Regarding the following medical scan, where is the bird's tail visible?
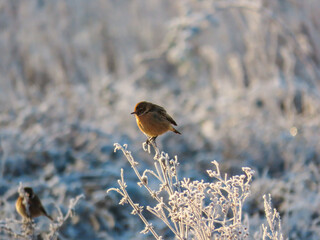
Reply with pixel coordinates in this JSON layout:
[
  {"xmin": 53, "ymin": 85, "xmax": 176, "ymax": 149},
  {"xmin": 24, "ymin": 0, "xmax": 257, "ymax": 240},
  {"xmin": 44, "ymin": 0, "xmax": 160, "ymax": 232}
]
[
  {"xmin": 45, "ymin": 213, "xmax": 53, "ymax": 221},
  {"xmin": 172, "ymin": 127, "xmax": 181, "ymax": 135}
]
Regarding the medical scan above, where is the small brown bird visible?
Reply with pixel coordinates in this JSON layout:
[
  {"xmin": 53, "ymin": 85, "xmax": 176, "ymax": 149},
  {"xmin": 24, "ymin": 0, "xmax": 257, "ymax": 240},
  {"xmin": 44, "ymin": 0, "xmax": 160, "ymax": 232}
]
[
  {"xmin": 131, "ymin": 101, "xmax": 181, "ymax": 144},
  {"xmin": 16, "ymin": 187, "xmax": 53, "ymax": 221}
]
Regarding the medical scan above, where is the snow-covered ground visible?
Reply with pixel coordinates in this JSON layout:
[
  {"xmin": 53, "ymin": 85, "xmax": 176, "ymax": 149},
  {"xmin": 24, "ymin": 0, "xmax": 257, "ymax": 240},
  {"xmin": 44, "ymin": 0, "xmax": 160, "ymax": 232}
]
[{"xmin": 1, "ymin": 0, "xmax": 320, "ymax": 239}]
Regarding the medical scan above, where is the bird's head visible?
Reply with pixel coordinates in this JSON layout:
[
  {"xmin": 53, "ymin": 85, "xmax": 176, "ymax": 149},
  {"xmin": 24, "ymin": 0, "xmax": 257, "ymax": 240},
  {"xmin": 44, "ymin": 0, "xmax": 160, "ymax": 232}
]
[
  {"xmin": 131, "ymin": 101, "xmax": 151, "ymax": 116},
  {"xmin": 23, "ymin": 187, "xmax": 34, "ymax": 198}
]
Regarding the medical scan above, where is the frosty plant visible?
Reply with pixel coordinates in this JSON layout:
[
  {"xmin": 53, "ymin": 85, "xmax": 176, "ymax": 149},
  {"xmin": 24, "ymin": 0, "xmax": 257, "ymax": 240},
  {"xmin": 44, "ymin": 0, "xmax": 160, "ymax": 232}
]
[
  {"xmin": 262, "ymin": 194, "xmax": 284, "ymax": 240},
  {"xmin": 107, "ymin": 143, "xmax": 256, "ymax": 239}
]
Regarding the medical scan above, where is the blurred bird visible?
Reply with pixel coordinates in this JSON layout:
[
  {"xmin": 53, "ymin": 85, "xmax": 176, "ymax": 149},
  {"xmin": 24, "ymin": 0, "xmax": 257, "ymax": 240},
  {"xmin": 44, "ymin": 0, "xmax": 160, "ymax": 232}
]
[
  {"xmin": 16, "ymin": 187, "xmax": 53, "ymax": 221},
  {"xmin": 131, "ymin": 101, "xmax": 181, "ymax": 144}
]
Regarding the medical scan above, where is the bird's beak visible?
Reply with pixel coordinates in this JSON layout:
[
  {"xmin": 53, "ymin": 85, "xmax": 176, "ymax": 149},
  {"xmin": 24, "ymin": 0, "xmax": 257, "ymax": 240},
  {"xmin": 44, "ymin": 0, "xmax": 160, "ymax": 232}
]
[{"xmin": 131, "ymin": 112, "xmax": 136, "ymax": 115}]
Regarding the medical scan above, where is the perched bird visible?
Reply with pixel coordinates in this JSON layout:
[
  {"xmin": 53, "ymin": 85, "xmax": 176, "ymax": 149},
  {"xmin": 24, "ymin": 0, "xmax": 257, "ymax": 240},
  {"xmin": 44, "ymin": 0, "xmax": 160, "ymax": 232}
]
[
  {"xmin": 16, "ymin": 187, "xmax": 53, "ymax": 221},
  {"xmin": 131, "ymin": 101, "xmax": 181, "ymax": 144}
]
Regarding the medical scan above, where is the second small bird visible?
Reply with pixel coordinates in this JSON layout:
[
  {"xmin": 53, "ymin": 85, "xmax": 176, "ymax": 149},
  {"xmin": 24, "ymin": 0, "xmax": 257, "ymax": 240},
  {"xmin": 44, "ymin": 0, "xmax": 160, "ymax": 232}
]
[
  {"xmin": 16, "ymin": 187, "xmax": 53, "ymax": 221},
  {"xmin": 131, "ymin": 101, "xmax": 181, "ymax": 144}
]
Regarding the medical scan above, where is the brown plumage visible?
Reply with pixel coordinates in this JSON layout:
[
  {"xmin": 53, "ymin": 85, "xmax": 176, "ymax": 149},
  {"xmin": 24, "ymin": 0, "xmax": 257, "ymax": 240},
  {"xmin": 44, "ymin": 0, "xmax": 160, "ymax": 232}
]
[
  {"xmin": 16, "ymin": 187, "xmax": 53, "ymax": 221},
  {"xmin": 131, "ymin": 101, "xmax": 181, "ymax": 143}
]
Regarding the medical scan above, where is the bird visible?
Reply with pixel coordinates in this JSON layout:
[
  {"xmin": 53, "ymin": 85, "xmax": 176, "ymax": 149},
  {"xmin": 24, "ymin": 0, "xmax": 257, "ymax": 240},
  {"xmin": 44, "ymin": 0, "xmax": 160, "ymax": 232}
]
[
  {"xmin": 16, "ymin": 187, "xmax": 53, "ymax": 221},
  {"xmin": 131, "ymin": 101, "xmax": 181, "ymax": 144}
]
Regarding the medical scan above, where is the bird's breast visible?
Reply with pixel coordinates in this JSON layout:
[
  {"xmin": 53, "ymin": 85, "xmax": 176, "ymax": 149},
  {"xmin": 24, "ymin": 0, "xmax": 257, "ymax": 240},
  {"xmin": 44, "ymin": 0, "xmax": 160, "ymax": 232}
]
[
  {"xmin": 16, "ymin": 197, "xmax": 27, "ymax": 218},
  {"xmin": 136, "ymin": 112, "xmax": 170, "ymax": 137}
]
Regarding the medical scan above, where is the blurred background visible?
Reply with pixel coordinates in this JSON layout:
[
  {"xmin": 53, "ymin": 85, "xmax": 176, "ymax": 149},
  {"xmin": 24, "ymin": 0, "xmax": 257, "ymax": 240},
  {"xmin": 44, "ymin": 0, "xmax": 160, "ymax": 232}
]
[{"xmin": 1, "ymin": 0, "xmax": 320, "ymax": 239}]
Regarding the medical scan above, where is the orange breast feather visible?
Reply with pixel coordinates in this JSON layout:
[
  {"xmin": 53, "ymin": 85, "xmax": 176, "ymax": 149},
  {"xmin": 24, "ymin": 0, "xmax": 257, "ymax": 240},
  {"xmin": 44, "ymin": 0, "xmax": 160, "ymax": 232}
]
[{"xmin": 137, "ymin": 113, "xmax": 170, "ymax": 137}]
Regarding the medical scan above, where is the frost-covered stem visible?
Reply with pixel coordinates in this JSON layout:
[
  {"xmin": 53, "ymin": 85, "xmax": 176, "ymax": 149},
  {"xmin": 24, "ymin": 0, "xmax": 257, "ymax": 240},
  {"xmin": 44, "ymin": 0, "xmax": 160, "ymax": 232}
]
[
  {"xmin": 45, "ymin": 194, "xmax": 84, "ymax": 240},
  {"xmin": 262, "ymin": 194, "xmax": 284, "ymax": 240},
  {"xmin": 117, "ymin": 169, "xmax": 161, "ymax": 240},
  {"xmin": 172, "ymin": 156, "xmax": 181, "ymax": 192},
  {"xmin": 154, "ymin": 153, "xmax": 183, "ymax": 236},
  {"xmin": 112, "ymin": 144, "xmax": 184, "ymax": 239},
  {"xmin": 154, "ymin": 161, "xmax": 164, "ymax": 184},
  {"xmin": 150, "ymin": 140, "xmax": 160, "ymax": 159},
  {"xmin": 157, "ymin": 156, "xmax": 174, "ymax": 195},
  {"xmin": 191, "ymin": 201, "xmax": 206, "ymax": 240},
  {"xmin": 21, "ymin": 219, "xmax": 36, "ymax": 240},
  {"xmin": 237, "ymin": 201, "xmax": 242, "ymax": 224},
  {"xmin": 146, "ymin": 206, "xmax": 182, "ymax": 239},
  {"xmin": 113, "ymin": 144, "xmax": 171, "ymax": 212}
]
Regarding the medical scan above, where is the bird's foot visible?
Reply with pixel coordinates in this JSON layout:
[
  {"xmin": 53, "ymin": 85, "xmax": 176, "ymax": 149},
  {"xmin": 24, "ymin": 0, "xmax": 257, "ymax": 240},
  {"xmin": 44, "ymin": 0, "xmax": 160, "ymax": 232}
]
[{"xmin": 146, "ymin": 136, "xmax": 157, "ymax": 145}]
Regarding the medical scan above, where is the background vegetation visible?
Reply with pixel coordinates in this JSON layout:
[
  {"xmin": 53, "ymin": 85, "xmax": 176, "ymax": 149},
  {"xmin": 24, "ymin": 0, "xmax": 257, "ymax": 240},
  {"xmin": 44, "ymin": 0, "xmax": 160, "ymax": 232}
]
[{"xmin": 1, "ymin": 0, "xmax": 320, "ymax": 239}]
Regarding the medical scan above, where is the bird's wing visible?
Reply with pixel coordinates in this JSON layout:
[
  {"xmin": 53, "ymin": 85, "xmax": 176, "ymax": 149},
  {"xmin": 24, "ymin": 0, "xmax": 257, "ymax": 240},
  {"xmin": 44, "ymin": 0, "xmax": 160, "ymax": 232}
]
[
  {"xmin": 151, "ymin": 103, "xmax": 178, "ymax": 126},
  {"xmin": 33, "ymin": 196, "xmax": 48, "ymax": 216},
  {"xmin": 40, "ymin": 204, "xmax": 53, "ymax": 220},
  {"xmin": 165, "ymin": 114, "xmax": 177, "ymax": 126}
]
